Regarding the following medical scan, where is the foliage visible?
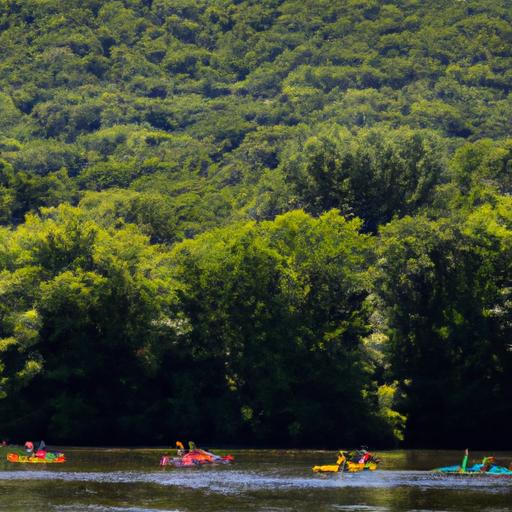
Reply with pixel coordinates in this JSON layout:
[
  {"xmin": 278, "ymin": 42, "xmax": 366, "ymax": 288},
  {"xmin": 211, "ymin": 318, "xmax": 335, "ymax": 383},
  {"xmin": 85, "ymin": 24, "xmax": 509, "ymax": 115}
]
[
  {"xmin": 374, "ymin": 201, "xmax": 512, "ymax": 447},
  {"xmin": 280, "ymin": 126, "xmax": 447, "ymax": 231},
  {"xmin": 0, "ymin": 0, "xmax": 511, "ymax": 447},
  {"xmin": 0, "ymin": 205, "xmax": 177, "ymax": 442},
  {"xmin": 166, "ymin": 210, "xmax": 400, "ymax": 445}
]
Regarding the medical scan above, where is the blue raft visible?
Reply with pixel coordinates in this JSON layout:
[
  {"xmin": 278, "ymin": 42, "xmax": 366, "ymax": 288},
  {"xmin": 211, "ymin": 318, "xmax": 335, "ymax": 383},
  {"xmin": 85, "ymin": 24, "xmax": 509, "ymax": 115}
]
[
  {"xmin": 435, "ymin": 463, "xmax": 512, "ymax": 475},
  {"xmin": 434, "ymin": 451, "xmax": 512, "ymax": 477}
]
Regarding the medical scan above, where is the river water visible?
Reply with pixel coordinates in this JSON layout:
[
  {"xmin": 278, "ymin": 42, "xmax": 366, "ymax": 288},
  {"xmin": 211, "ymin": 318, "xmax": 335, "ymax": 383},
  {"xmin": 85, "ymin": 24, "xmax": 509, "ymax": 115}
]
[{"xmin": 0, "ymin": 449, "xmax": 511, "ymax": 511}]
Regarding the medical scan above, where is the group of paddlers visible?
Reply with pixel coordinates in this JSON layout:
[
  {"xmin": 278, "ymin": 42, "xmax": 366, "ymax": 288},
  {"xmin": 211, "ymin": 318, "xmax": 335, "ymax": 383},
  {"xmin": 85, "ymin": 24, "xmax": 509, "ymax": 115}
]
[
  {"xmin": 313, "ymin": 447, "xmax": 512, "ymax": 475},
  {"xmin": 1, "ymin": 440, "xmax": 48, "ymax": 456},
  {"xmin": 2, "ymin": 439, "xmax": 511, "ymax": 475},
  {"xmin": 24, "ymin": 440, "xmax": 47, "ymax": 456}
]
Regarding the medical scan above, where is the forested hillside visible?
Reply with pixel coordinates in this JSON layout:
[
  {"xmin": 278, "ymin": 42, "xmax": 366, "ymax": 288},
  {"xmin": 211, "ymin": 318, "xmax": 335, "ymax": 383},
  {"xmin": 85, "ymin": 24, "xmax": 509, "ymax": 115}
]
[{"xmin": 0, "ymin": 0, "xmax": 511, "ymax": 448}]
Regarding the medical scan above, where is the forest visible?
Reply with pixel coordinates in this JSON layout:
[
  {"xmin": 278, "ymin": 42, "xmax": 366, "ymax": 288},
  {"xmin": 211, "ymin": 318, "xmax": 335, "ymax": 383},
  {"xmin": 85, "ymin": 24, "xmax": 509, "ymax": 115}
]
[{"xmin": 0, "ymin": 0, "xmax": 511, "ymax": 448}]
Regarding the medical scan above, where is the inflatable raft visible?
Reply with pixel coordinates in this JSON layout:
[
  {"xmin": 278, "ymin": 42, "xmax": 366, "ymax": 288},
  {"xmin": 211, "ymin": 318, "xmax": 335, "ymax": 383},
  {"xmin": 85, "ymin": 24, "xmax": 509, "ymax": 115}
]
[
  {"xmin": 160, "ymin": 448, "xmax": 234, "ymax": 467},
  {"xmin": 434, "ymin": 451, "xmax": 512, "ymax": 477},
  {"xmin": 434, "ymin": 464, "xmax": 512, "ymax": 476}
]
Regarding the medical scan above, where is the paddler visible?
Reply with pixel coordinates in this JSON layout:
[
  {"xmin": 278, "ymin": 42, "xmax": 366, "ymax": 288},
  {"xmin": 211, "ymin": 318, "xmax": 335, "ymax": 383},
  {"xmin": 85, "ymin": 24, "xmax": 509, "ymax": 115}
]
[
  {"xmin": 176, "ymin": 441, "xmax": 185, "ymax": 456},
  {"xmin": 461, "ymin": 448, "xmax": 469, "ymax": 472},
  {"xmin": 481, "ymin": 456, "xmax": 496, "ymax": 472},
  {"xmin": 35, "ymin": 440, "xmax": 47, "ymax": 458}
]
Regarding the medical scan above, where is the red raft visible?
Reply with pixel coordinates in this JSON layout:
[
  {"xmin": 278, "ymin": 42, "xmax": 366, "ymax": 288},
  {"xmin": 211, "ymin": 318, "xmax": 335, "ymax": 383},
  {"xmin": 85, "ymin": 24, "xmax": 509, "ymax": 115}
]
[{"xmin": 160, "ymin": 449, "xmax": 234, "ymax": 467}]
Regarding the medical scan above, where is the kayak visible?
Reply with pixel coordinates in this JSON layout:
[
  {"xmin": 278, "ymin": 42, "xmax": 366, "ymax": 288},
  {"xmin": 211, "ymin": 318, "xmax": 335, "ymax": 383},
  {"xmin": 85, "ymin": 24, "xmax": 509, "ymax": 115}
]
[
  {"xmin": 7, "ymin": 452, "xmax": 66, "ymax": 463},
  {"xmin": 5, "ymin": 447, "xmax": 66, "ymax": 464},
  {"xmin": 313, "ymin": 460, "xmax": 378, "ymax": 473},
  {"xmin": 313, "ymin": 448, "xmax": 380, "ymax": 473},
  {"xmin": 160, "ymin": 449, "xmax": 234, "ymax": 467}
]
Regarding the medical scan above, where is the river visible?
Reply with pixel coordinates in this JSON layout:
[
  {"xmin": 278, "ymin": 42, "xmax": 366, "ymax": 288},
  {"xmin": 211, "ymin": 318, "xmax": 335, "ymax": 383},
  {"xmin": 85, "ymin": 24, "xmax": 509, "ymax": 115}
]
[{"xmin": 1, "ymin": 449, "xmax": 511, "ymax": 511}]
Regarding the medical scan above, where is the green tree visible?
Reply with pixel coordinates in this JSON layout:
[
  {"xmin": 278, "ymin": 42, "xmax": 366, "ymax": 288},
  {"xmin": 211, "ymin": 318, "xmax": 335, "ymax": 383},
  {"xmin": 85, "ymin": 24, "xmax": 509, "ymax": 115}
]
[
  {"xmin": 374, "ymin": 201, "xmax": 512, "ymax": 447},
  {"xmin": 282, "ymin": 126, "xmax": 447, "ymax": 231},
  {"xmin": 169, "ymin": 210, "xmax": 401, "ymax": 445},
  {"xmin": 0, "ymin": 205, "xmax": 177, "ymax": 442}
]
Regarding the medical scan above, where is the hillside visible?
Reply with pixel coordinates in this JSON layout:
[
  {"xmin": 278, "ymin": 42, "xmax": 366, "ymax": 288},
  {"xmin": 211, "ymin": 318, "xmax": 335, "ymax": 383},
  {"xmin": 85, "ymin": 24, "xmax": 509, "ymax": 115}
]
[{"xmin": 0, "ymin": 0, "xmax": 511, "ymax": 447}]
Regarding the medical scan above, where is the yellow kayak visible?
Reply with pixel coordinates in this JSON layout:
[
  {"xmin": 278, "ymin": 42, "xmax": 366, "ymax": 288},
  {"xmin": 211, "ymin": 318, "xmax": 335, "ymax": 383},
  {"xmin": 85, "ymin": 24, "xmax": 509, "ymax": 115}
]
[{"xmin": 313, "ymin": 449, "xmax": 379, "ymax": 473}]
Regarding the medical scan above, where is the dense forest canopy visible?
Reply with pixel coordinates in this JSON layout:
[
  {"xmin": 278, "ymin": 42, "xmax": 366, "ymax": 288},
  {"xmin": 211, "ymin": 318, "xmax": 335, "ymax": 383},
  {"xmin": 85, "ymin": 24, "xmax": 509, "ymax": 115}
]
[{"xmin": 0, "ymin": 0, "xmax": 511, "ymax": 447}]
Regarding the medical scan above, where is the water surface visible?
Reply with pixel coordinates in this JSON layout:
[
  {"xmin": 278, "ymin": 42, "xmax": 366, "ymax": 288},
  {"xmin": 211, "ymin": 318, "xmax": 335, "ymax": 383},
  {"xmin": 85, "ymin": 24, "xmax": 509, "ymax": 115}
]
[{"xmin": 1, "ymin": 449, "xmax": 511, "ymax": 511}]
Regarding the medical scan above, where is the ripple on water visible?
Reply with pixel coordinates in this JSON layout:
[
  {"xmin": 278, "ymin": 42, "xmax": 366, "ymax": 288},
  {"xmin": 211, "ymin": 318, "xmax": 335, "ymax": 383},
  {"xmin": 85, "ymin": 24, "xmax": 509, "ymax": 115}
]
[
  {"xmin": 0, "ymin": 470, "xmax": 510, "ymax": 495},
  {"xmin": 54, "ymin": 507, "xmax": 181, "ymax": 512},
  {"xmin": 332, "ymin": 506, "xmax": 390, "ymax": 511}
]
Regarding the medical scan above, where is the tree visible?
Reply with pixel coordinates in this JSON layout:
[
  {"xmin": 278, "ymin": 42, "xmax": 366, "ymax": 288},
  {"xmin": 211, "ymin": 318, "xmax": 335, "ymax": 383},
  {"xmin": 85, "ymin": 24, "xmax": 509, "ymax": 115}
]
[
  {"xmin": 374, "ymin": 201, "xmax": 512, "ymax": 447},
  {"xmin": 282, "ymin": 126, "xmax": 447, "ymax": 231},
  {"xmin": 0, "ymin": 205, "xmax": 177, "ymax": 442},
  {"xmin": 169, "ymin": 210, "xmax": 402, "ymax": 445}
]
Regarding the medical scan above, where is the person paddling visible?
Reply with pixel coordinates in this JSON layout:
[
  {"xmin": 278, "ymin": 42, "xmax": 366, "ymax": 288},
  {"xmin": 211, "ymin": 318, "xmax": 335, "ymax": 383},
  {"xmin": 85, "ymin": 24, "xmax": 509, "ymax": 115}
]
[
  {"xmin": 461, "ymin": 448, "xmax": 469, "ymax": 472},
  {"xmin": 176, "ymin": 441, "xmax": 185, "ymax": 456}
]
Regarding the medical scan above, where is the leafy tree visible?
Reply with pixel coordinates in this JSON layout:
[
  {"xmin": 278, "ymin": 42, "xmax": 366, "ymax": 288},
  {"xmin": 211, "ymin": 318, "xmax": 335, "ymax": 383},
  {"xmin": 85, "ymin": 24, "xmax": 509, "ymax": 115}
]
[
  {"xmin": 451, "ymin": 138, "xmax": 512, "ymax": 196},
  {"xmin": 0, "ymin": 205, "xmax": 177, "ymax": 442},
  {"xmin": 79, "ymin": 189, "xmax": 179, "ymax": 244},
  {"xmin": 169, "ymin": 210, "xmax": 401, "ymax": 445},
  {"xmin": 282, "ymin": 126, "xmax": 447, "ymax": 231},
  {"xmin": 374, "ymin": 201, "xmax": 512, "ymax": 447}
]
